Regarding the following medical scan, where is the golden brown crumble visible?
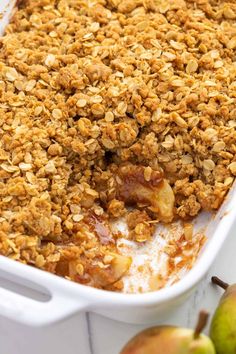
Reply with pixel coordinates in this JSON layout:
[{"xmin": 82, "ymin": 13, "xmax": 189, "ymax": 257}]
[{"xmin": 0, "ymin": 0, "xmax": 235, "ymax": 292}]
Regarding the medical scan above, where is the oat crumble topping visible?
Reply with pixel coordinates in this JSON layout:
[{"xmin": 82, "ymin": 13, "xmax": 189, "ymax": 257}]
[{"xmin": 0, "ymin": 0, "xmax": 235, "ymax": 292}]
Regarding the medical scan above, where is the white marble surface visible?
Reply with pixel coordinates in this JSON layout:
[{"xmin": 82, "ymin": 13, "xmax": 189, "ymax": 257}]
[{"xmin": 0, "ymin": 221, "xmax": 235, "ymax": 354}]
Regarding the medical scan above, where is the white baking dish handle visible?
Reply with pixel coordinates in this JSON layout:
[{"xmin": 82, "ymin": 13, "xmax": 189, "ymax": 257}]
[
  {"xmin": 0, "ymin": 256, "xmax": 89, "ymax": 326},
  {"xmin": 0, "ymin": 286, "xmax": 88, "ymax": 326}
]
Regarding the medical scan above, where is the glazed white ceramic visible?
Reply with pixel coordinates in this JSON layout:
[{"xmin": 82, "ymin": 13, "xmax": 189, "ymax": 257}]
[{"xmin": 0, "ymin": 0, "xmax": 235, "ymax": 327}]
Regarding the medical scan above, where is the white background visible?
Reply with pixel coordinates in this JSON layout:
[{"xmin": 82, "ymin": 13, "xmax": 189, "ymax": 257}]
[{"xmin": 0, "ymin": 221, "xmax": 235, "ymax": 354}]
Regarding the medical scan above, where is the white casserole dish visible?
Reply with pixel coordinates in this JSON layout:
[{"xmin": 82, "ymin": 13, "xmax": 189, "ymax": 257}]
[{"xmin": 0, "ymin": 0, "xmax": 235, "ymax": 327}]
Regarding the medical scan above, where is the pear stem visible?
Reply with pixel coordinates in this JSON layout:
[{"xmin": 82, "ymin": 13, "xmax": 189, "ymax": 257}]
[
  {"xmin": 211, "ymin": 276, "xmax": 229, "ymax": 290},
  {"xmin": 194, "ymin": 310, "xmax": 209, "ymax": 339}
]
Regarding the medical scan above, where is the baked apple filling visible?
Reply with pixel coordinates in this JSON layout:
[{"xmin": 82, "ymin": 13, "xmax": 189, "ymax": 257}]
[{"xmin": 116, "ymin": 164, "xmax": 175, "ymax": 223}]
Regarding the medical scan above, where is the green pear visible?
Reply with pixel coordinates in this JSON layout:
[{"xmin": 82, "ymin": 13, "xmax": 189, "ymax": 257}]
[
  {"xmin": 120, "ymin": 311, "xmax": 215, "ymax": 354},
  {"xmin": 210, "ymin": 276, "xmax": 236, "ymax": 354}
]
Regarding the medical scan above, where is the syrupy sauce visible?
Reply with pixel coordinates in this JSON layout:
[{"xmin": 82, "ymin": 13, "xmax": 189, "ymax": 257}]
[
  {"xmin": 168, "ymin": 234, "xmax": 206, "ymax": 274},
  {"xmin": 118, "ymin": 164, "xmax": 163, "ymax": 189},
  {"xmin": 116, "ymin": 164, "xmax": 164, "ymax": 205},
  {"xmin": 85, "ymin": 213, "xmax": 115, "ymax": 245},
  {"xmin": 15, "ymin": 0, "xmax": 25, "ymax": 7},
  {"xmin": 117, "ymin": 218, "xmax": 207, "ymax": 293}
]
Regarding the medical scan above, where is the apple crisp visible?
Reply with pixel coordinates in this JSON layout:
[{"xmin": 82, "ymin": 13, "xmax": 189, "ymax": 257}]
[{"xmin": 0, "ymin": 0, "xmax": 235, "ymax": 292}]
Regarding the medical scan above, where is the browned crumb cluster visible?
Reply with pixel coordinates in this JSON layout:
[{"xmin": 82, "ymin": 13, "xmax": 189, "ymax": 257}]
[{"xmin": 0, "ymin": 0, "xmax": 235, "ymax": 292}]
